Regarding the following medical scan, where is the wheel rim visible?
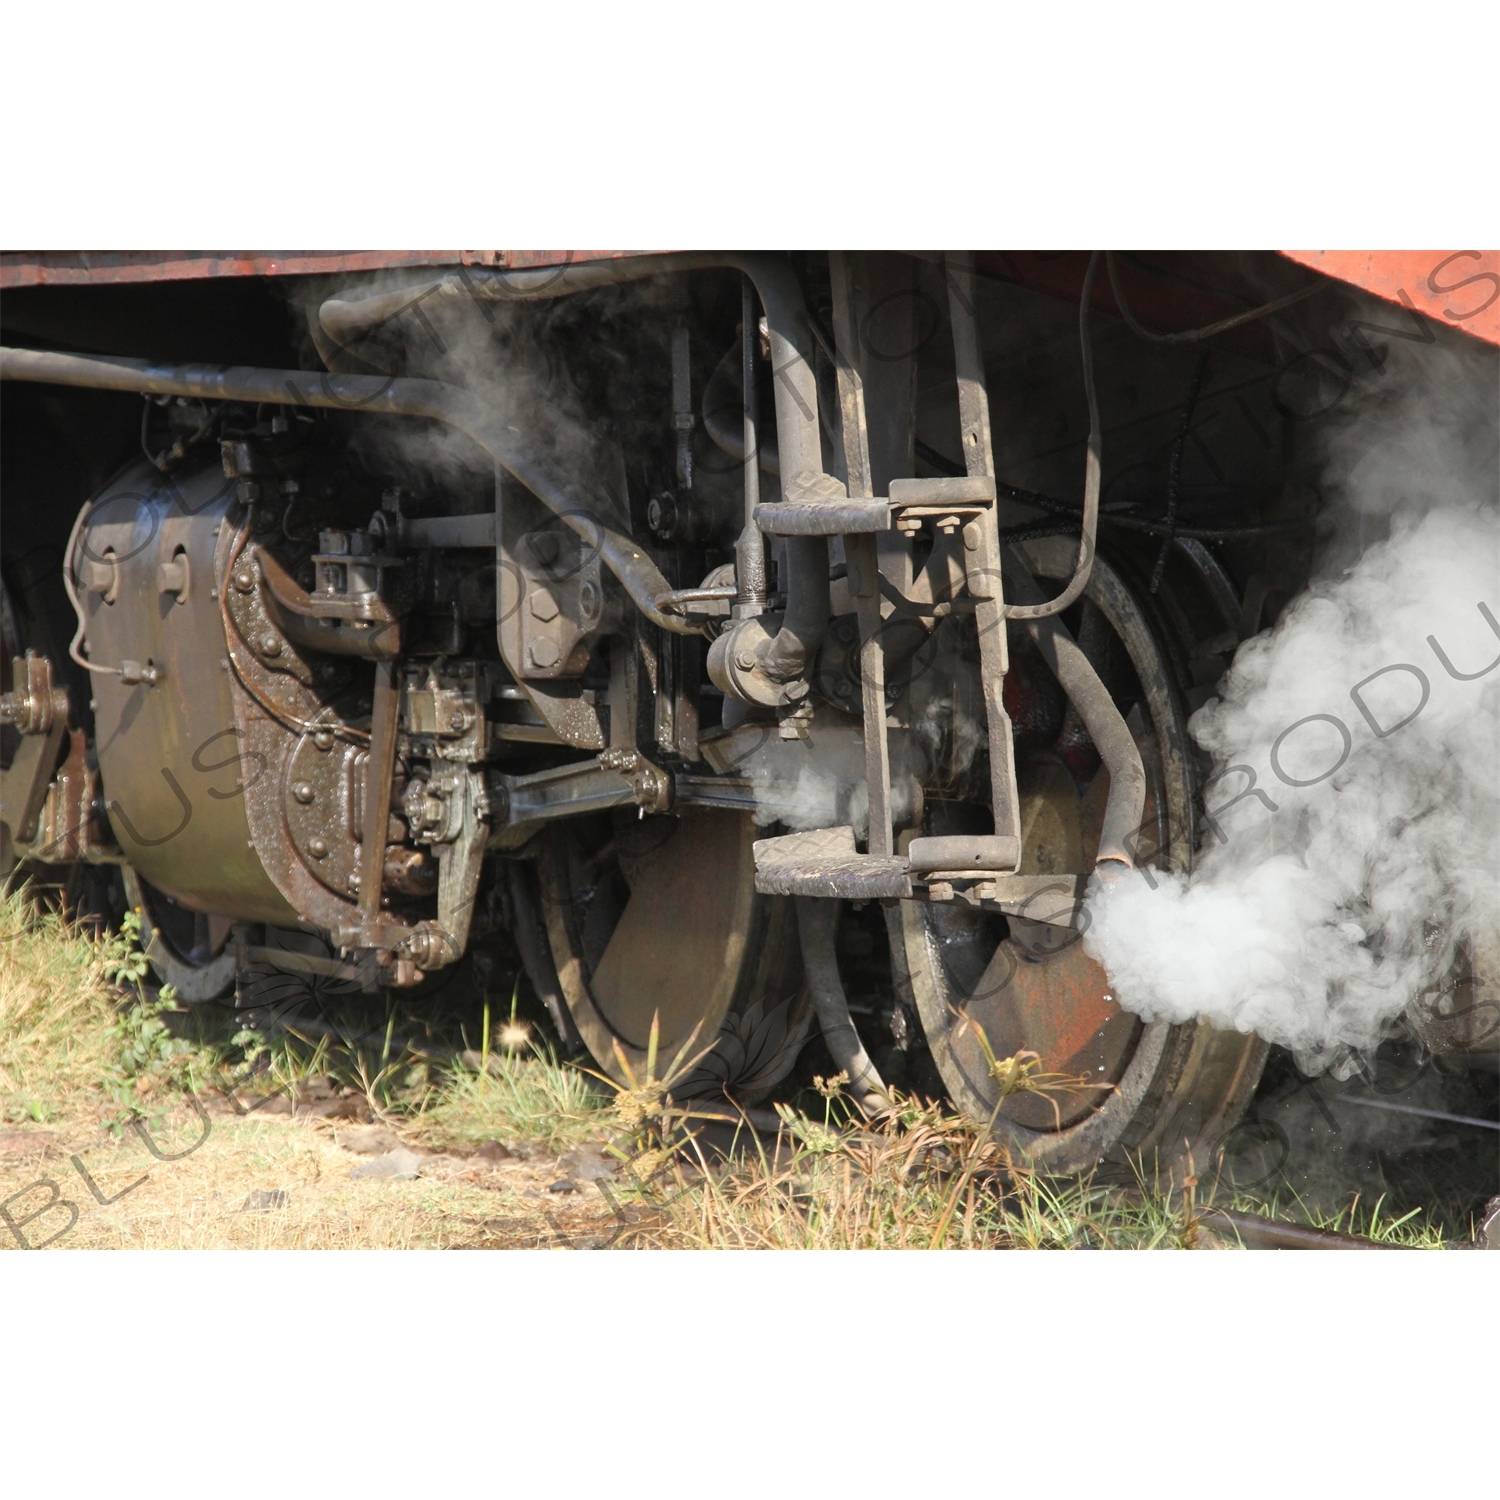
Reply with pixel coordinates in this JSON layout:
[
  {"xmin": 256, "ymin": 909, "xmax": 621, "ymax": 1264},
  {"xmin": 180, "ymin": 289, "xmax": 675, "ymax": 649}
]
[
  {"xmin": 895, "ymin": 538, "xmax": 1267, "ymax": 1173},
  {"xmin": 540, "ymin": 807, "xmax": 808, "ymax": 1099},
  {"xmin": 122, "ymin": 865, "xmax": 237, "ymax": 1003}
]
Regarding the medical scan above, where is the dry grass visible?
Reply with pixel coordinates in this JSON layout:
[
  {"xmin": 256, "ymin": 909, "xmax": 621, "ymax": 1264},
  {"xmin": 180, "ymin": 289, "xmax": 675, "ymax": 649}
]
[
  {"xmin": 588, "ymin": 1117, "xmax": 1450, "ymax": 1251},
  {"xmin": 0, "ymin": 888, "xmax": 1454, "ymax": 1250},
  {"xmin": 412, "ymin": 1043, "xmax": 609, "ymax": 1155},
  {"xmin": 0, "ymin": 882, "xmax": 120, "ymax": 1123}
]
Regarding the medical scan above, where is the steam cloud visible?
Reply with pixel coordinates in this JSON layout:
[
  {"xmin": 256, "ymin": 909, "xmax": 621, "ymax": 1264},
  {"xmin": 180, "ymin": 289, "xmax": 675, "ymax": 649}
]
[{"xmin": 1084, "ymin": 337, "xmax": 1499, "ymax": 1075}]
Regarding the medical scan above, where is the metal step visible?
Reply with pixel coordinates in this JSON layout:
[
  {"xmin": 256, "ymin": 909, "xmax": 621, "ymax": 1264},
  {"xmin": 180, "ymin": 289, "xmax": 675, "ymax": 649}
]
[
  {"xmin": 754, "ymin": 826, "xmax": 1088, "ymax": 925},
  {"xmin": 753, "ymin": 500, "xmax": 891, "ymax": 535},
  {"xmin": 752, "ymin": 826, "xmax": 912, "ymax": 899},
  {"xmin": 754, "ymin": 477, "xmax": 997, "ymax": 537}
]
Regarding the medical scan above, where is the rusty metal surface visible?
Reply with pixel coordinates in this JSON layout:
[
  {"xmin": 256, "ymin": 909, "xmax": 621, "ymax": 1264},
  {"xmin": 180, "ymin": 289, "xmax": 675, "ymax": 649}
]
[
  {"xmin": 542, "ymin": 809, "xmax": 806, "ymax": 1094},
  {"xmin": 915, "ymin": 749, "xmax": 1143, "ymax": 1133},
  {"xmin": 81, "ymin": 466, "xmax": 299, "ymax": 925},
  {"xmin": 1197, "ymin": 1208, "xmax": 1388, "ymax": 1251},
  {"xmin": 22, "ymin": 727, "xmax": 105, "ymax": 864},
  {"xmin": 0, "ymin": 654, "xmax": 68, "ymax": 846},
  {"xmin": 0, "ymin": 250, "xmax": 654, "ymax": 290},
  {"xmin": 898, "ymin": 544, "xmax": 1267, "ymax": 1170},
  {"xmin": 547, "ymin": 810, "xmax": 758, "ymax": 1055}
]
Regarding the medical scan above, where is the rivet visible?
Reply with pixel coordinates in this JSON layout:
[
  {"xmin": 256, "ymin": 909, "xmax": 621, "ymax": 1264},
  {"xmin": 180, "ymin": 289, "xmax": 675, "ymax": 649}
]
[
  {"xmin": 259, "ymin": 633, "xmax": 282, "ymax": 657},
  {"xmin": 308, "ymin": 836, "xmax": 328, "ymax": 858},
  {"xmin": 292, "ymin": 781, "xmax": 314, "ymax": 803},
  {"xmin": 313, "ymin": 730, "xmax": 335, "ymax": 751},
  {"xmin": 233, "ymin": 569, "xmax": 255, "ymax": 592}
]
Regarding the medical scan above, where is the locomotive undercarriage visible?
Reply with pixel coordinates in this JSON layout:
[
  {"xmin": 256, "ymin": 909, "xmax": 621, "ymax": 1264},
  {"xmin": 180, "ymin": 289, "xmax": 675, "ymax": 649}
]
[{"xmin": 4, "ymin": 251, "xmax": 1492, "ymax": 1172}]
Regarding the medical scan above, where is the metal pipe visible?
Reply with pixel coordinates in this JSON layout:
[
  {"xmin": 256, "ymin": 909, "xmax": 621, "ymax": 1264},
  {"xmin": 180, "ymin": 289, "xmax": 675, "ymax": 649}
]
[
  {"xmin": 0, "ymin": 346, "xmax": 701, "ymax": 638},
  {"xmin": 735, "ymin": 278, "xmax": 768, "ymax": 610},
  {"xmin": 1005, "ymin": 251, "xmax": 1103, "ymax": 622},
  {"xmin": 705, "ymin": 339, "xmax": 780, "ymax": 475},
  {"xmin": 315, "ymin": 251, "xmax": 824, "ymax": 484},
  {"xmin": 1195, "ymin": 1208, "xmax": 1388, "ymax": 1250},
  {"xmin": 315, "ymin": 251, "xmax": 832, "ymax": 693},
  {"xmin": 760, "ymin": 537, "xmax": 830, "ymax": 684},
  {"xmin": 704, "ymin": 329, "xmax": 827, "ymax": 688},
  {"xmin": 795, "ymin": 897, "xmax": 888, "ymax": 1114},
  {"xmin": 1004, "ymin": 557, "xmax": 1145, "ymax": 869}
]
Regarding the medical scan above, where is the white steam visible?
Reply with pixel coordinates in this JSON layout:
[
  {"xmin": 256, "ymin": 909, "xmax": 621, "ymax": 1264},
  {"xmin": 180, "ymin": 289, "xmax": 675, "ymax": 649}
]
[
  {"xmin": 1084, "ymin": 339, "xmax": 1499, "ymax": 1074},
  {"xmin": 738, "ymin": 723, "xmax": 915, "ymax": 836}
]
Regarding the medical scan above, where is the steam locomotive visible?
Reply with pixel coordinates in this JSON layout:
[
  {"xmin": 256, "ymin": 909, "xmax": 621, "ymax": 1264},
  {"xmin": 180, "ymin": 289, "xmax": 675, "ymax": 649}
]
[{"xmin": 3, "ymin": 249, "xmax": 1493, "ymax": 1172}]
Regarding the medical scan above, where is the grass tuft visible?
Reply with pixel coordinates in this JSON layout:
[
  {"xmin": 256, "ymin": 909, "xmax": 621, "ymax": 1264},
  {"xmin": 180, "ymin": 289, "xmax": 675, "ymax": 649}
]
[
  {"xmin": 0, "ymin": 882, "xmax": 121, "ymax": 1123},
  {"xmin": 413, "ymin": 1044, "xmax": 609, "ymax": 1154}
]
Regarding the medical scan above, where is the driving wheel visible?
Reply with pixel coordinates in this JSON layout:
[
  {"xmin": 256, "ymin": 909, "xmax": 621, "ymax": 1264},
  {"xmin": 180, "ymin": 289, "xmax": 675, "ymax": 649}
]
[
  {"xmin": 539, "ymin": 806, "xmax": 808, "ymax": 1100},
  {"xmin": 122, "ymin": 864, "xmax": 238, "ymax": 1003},
  {"xmin": 894, "ymin": 537, "xmax": 1268, "ymax": 1174}
]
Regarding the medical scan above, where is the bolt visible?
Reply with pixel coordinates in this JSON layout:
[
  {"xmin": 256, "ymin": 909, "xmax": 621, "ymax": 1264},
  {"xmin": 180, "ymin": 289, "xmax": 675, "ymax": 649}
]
[
  {"xmin": 258, "ymin": 633, "xmax": 282, "ymax": 657},
  {"xmin": 528, "ymin": 587, "xmax": 560, "ymax": 622},
  {"xmin": 292, "ymin": 782, "xmax": 314, "ymax": 803},
  {"xmin": 448, "ymin": 711, "xmax": 467, "ymax": 730},
  {"xmin": 528, "ymin": 638, "xmax": 560, "ymax": 669},
  {"xmin": 735, "ymin": 650, "xmax": 756, "ymax": 671},
  {"xmin": 308, "ymin": 837, "xmax": 328, "ymax": 858}
]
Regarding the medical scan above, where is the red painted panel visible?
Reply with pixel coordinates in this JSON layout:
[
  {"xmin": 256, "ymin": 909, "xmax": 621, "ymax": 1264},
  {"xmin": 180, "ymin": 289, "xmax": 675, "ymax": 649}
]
[{"xmin": 1281, "ymin": 250, "xmax": 1500, "ymax": 346}]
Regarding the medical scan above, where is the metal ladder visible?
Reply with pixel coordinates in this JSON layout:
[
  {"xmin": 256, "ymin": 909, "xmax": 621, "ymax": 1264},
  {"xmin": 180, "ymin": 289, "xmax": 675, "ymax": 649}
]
[{"xmin": 752, "ymin": 252, "xmax": 1039, "ymax": 908}]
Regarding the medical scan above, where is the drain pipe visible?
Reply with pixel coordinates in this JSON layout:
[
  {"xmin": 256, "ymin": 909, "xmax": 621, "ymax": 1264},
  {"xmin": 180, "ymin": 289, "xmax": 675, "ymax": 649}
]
[
  {"xmin": 1003, "ymin": 557, "xmax": 1145, "ymax": 869},
  {"xmin": 796, "ymin": 897, "xmax": 889, "ymax": 1114}
]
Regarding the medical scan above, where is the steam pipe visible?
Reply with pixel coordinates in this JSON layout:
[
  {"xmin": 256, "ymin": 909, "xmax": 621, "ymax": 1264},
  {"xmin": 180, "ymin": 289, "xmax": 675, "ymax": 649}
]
[
  {"xmin": 702, "ymin": 333, "xmax": 827, "ymax": 687},
  {"xmin": 315, "ymin": 251, "xmax": 824, "ymax": 482},
  {"xmin": 315, "ymin": 251, "xmax": 831, "ymax": 689},
  {"xmin": 735, "ymin": 278, "xmax": 768, "ymax": 609},
  {"xmin": 0, "ymin": 345, "xmax": 702, "ymax": 637},
  {"xmin": 756, "ymin": 540, "xmax": 828, "ymax": 684},
  {"xmin": 1004, "ymin": 557, "xmax": 1145, "ymax": 869},
  {"xmin": 795, "ymin": 897, "xmax": 889, "ymax": 1114}
]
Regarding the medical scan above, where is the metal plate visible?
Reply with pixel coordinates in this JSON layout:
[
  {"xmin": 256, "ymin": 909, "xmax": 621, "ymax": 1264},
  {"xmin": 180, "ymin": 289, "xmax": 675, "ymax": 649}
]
[{"xmin": 541, "ymin": 808, "xmax": 808, "ymax": 1099}]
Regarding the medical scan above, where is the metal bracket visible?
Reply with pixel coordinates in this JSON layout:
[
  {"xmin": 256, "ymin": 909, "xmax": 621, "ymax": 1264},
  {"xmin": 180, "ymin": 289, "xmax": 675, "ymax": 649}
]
[{"xmin": 0, "ymin": 653, "xmax": 69, "ymax": 845}]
